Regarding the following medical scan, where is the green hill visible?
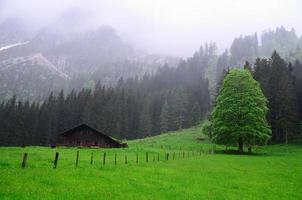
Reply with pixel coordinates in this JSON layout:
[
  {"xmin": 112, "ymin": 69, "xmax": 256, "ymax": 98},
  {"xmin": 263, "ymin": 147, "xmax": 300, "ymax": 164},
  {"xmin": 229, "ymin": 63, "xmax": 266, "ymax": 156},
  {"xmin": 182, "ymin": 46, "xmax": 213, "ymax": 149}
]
[{"xmin": 0, "ymin": 125, "xmax": 302, "ymax": 199}]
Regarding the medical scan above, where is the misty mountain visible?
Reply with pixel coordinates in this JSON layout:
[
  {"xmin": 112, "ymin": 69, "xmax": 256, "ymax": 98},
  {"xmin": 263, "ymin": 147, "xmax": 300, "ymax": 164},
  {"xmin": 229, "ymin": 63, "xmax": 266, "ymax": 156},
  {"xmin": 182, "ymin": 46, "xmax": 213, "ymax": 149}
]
[
  {"xmin": 31, "ymin": 26, "xmax": 135, "ymax": 75},
  {"xmin": 0, "ymin": 18, "xmax": 179, "ymax": 100},
  {"xmin": 0, "ymin": 53, "xmax": 68, "ymax": 101},
  {"xmin": 0, "ymin": 18, "xmax": 136, "ymax": 74},
  {"xmin": 0, "ymin": 18, "xmax": 30, "ymax": 46},
  {"xmin": 0, "ymin": 14, "xmax": 301, "ymax": 102}
]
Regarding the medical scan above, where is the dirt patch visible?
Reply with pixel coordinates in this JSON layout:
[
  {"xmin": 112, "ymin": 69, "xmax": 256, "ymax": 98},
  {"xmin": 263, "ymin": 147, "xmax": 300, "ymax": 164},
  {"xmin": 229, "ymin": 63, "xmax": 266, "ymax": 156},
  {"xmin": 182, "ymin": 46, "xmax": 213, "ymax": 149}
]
[{"xmin": 196, "ymin": 137, "xmax": 206, "ymax": 141}]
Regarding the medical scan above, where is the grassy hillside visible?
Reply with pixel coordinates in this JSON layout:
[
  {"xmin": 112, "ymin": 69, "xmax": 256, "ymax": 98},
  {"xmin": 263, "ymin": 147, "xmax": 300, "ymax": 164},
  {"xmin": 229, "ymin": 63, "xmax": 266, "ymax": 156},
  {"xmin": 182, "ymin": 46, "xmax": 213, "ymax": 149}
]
[{"xmin": 0, "ymin": 125, "xmax": 302, "ymax": 200}]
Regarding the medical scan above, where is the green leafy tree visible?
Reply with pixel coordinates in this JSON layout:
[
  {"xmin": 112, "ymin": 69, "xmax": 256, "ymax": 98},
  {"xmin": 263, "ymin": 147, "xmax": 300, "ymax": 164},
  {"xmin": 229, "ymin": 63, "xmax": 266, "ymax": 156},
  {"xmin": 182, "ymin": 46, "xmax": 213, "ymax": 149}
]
[
  {"xmin": 212, "ymin": 69, "xmax": 271, "ymax": 153},
  {"xmin": 202, "ymin": 120, "xmax": 213, "ymax": 138}
]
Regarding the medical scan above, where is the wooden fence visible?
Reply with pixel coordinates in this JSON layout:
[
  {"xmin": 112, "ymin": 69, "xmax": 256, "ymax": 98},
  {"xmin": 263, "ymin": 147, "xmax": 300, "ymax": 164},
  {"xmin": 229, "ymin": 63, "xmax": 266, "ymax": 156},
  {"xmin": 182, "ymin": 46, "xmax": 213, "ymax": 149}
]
[{"xmin": 20, "ymin": 146, "xmax": 216, "ymax": 169}]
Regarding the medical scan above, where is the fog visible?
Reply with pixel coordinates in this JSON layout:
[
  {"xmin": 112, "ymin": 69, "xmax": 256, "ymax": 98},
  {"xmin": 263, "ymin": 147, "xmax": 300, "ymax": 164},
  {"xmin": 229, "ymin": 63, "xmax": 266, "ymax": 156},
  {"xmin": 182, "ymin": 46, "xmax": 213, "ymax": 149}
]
[{"xmin": 0, "ymin": 0, "xmax": 301, "ymax": 57}]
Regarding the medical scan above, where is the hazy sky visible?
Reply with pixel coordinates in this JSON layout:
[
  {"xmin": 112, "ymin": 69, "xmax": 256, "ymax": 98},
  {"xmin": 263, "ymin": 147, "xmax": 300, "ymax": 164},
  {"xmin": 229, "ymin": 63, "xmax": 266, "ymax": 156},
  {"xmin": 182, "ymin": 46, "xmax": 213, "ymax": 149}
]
[{"xmin": 1, "ymin": 0, "xmax": 301, "ymax": 57}]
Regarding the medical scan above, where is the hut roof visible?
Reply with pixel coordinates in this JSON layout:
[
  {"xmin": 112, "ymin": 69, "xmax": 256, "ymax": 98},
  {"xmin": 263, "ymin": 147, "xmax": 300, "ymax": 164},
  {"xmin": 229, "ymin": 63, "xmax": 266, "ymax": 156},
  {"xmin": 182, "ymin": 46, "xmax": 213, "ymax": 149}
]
[{"xmin": 61, "ymin": 123, "xmax": 123, "ymax": 145}]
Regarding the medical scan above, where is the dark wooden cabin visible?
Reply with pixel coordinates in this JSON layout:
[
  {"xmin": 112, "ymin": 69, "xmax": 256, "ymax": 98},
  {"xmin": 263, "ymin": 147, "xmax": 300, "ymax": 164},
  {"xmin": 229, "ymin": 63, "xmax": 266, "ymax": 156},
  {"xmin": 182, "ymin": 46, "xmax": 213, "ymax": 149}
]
[{"xmin": 61, "ymin": 124, "xmax": 127, "ymax": 148}]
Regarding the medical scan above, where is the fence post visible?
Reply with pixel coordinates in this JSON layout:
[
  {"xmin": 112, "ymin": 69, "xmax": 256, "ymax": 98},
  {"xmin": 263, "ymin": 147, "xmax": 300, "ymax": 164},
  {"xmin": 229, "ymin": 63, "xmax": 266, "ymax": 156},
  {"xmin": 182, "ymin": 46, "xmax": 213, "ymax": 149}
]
[
  {"xmin": 136, "ymin": 153, "xmax": 138, "ymax": 164},
  {"xmin": 21, "ymin": 153, "xmax": 28, "ymax": 168},
  {"xmin": 90, "ymin": 152, "xmax": 93, "ymax": 165},
  {"xmin": 75, "ymin": 151, "xmax": 79, "ymax": 167},
  {"xmin": 166, "ymin": 153, "xmax": 169, "ymax": 161},
  {"xmin": 54, "ymin": 152, "xmax": 59, "ymax": 169},
  {"xmin": 146, "ymin": 152, "xmax": 148, "ymax": 163},
  {"xmin": 103, "ymin": 152, "xmax": 106, "ymax": 165},
  {"xmin": 173, "ymin": 152, "xmax": 175, "ymax": 160},
  {"xmin": 115, "ymin": 153, "xmax": 117, "ymax": 165},
  {"xmin": 125, "ymin": 155, "xmax": 127, "ymax": 164},
  {"xmin": 157, "ymin": 153, "xmax": 159, "ymax": 161},
  {"xmin": 183, "ymin": 151, "xmax": 185, "ymax": 158}
]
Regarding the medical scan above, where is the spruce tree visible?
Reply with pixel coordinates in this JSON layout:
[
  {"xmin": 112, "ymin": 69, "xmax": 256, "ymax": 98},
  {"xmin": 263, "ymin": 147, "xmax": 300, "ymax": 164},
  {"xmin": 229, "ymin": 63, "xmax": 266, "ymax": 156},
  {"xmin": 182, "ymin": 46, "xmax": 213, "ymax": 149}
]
[
  {"xmin": 138, "ymin": 98, "xmax": 152, "ymax": 137},
  {"xmin": 190, "ymin": 102, "xmax": 201, "ymax": 126},
  {"xmin": 293, "ymin": 60, "xmax": 302, "ymax": 119},
  {"xmin": 173, "ymin": 89, "xmax": 189, "ymax": 129},
  {"xmin": 243, "ymin": 61, "xmax": 252, "ymax": 72},
  {"xmin": 160, "ymin": 99, "xmax": 169, "ymax": 133},
  {"xmin": 254, "ymin": 51, "xmax": 298, "ymax": 143}
]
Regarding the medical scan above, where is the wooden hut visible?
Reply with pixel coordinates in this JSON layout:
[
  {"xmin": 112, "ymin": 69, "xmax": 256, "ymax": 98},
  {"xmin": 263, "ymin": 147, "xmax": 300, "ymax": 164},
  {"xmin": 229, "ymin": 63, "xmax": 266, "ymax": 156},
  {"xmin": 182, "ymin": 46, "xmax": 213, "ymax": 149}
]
[{"xmin": 61, "ymin": 124, "xmax": 127, "ymax": 148}]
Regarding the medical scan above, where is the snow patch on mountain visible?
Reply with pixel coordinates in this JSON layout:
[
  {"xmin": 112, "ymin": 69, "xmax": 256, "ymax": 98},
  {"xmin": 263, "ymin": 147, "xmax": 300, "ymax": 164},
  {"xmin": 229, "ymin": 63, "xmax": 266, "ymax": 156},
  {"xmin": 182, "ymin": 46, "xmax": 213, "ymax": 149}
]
[
  {"xmin": 0, "ymin": 41, "xmax": 30, "ymax": 52},
  {"xmin": 31, "ymin": 53, "xmax": 71, "ymax": 79},
  {"xmin": 0, "ymin": 53, "xmax": 71, "ymax": 80}
]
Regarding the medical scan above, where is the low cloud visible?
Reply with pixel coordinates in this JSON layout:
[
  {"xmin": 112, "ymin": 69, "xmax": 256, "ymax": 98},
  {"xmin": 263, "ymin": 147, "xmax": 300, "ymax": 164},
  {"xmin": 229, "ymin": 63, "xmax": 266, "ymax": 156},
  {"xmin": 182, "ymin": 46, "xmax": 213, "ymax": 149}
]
[{"xmin": 1, "ymin": 0, "xmax": 301, "ymax": 57}]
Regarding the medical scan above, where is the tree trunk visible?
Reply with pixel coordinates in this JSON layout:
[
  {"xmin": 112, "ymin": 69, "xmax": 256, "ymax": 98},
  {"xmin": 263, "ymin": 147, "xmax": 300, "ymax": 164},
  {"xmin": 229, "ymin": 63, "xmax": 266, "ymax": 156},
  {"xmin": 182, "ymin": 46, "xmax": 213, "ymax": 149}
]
[
  {"xmin": 238, "ymin": 138, "xmax": 243, "ymax": 153},
  {"xmin": 285, "ymin": 129, "xmax": 288, "ymax": 145},
  {"xmin": 248, "ymin": 146, "xmax": 251, "ymax": 154}
]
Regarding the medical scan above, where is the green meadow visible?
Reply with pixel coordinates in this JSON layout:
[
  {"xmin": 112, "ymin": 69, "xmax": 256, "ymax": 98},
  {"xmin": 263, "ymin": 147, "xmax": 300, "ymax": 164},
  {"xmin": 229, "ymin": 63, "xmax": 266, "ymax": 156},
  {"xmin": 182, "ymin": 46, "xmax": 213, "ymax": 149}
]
[{"xmin": 0, "ymin": 125, "xmax": 302, "ymax": 200}]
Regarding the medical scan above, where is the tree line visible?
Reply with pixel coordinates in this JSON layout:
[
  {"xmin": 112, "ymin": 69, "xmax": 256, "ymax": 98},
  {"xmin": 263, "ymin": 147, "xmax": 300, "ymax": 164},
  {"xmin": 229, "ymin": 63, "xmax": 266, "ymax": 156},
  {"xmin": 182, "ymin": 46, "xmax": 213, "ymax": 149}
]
[
  {"xmin": 205, "ymin": 51, "xmax": 302, "ymax": 153},
  {"xmin": 0, "ymin": 50, "xmax": 211, "ymax": 146},
  {"xmin": 216, "ymin": 26, "xmax": 302, "ymax": 80},
  {"xmin": 212, "ymin": 51, "xmax": 302, "ymax": 144},
  {"xmin": 253, "ymin": 51, "xmax": 302, "ymax": 143},
  {"xmin": 214, "ymin": 27, "xmax": 302, "ymax": 144},
  {"xmin": 233, "ymin": 27, "xmax": 302, "ymax": 64}
]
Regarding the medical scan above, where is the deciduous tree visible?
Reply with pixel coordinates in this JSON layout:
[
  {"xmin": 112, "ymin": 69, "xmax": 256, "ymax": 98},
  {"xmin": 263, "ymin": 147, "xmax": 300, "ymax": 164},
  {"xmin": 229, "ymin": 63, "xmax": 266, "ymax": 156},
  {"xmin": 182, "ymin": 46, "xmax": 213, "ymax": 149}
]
[{"xmin": 212, "ymin": 69, "xmax": 271, "ymax": 153}]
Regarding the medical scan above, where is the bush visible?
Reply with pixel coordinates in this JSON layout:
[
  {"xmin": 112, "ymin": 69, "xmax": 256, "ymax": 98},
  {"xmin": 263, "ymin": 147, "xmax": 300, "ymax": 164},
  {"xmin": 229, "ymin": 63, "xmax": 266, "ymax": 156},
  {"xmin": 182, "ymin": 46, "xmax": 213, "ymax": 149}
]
[{"xmin": 202, "ymin": 121, "xmax": 213, "ymax": 138}]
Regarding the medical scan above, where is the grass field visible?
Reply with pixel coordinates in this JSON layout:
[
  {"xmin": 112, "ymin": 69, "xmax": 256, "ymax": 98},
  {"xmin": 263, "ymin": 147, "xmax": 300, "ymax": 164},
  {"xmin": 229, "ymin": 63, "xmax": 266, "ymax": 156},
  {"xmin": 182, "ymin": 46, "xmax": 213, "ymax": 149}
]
[{"xmin": 1, "ymin": 125, "xmax": 302, "ymax": 200}]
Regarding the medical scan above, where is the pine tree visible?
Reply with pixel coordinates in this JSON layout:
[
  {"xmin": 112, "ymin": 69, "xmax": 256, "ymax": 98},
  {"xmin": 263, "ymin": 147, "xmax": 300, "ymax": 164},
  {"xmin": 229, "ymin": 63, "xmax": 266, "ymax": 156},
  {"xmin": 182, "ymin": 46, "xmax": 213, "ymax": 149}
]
[
  {"xmin": 138, "ymin": 98, "xmax": 152, "ymax": 137},
  {"xmin": 173, "ymin": 89, "xmax": 189, "ymax": 129},
  {"xmin": 254, "ymin": 51, "xmax": 299, "ymax": 143},
  {"xmin": 253, "ymin": 58, "xmax": 271, "ymax": 97},
  {"xmin": 243, "ymin": 61, "xmax": 252, "ymax": 72},
  {"xmin": 190, "ymin": 102, "xmax": 201, "ymax": 126},
  {"xmin": 216, "ymin": 50, "xmax": 229, "ymax": 86},
  {"xmin": 277, "ymin": 64, "xmax": 298, "ymax": 143},
  {"xmin": 160, "ymin": 99, "xmax": 169, "ymax": 133},
  {"xmin": 272, "ymin": 53, "xmax": 298, "ymax": 143},
  {"xmin": 293, "ymin": 60, "xmax": 302, "ymax": 119}
]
